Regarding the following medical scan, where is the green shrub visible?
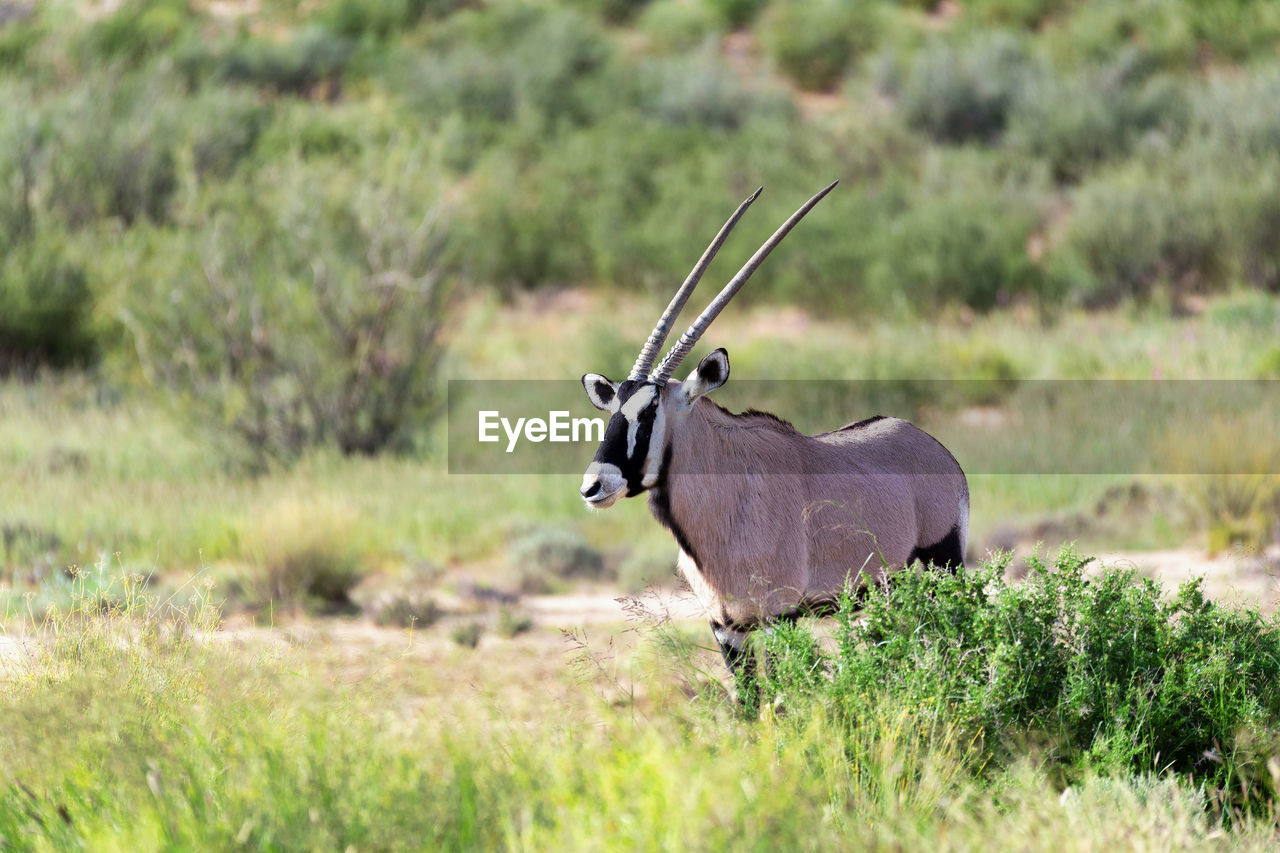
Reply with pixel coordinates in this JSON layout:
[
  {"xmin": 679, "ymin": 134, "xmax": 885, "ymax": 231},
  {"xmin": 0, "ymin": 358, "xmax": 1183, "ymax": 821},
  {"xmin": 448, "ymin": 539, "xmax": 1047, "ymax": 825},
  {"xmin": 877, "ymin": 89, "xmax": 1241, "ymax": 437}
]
[
  {"xmin": 321, "ymin": 0, "xmax": 462, "ymax": 39},
  {"xmin": 451, "ymin": 622, "xmax": 483, "ymax": 647},
  {"xmin": 84, "ymin": 0, "xmax": 195, "ymax": 67},
  {"xmin": 215, "ymin": 27, "xmax": 354, "ymax": 97},
  {"xmin": 965, "ymin": 0, "xmax": 1068, "ymax": 27},
  {"xmin": 762, "ymin": 0, "xmax": 879, "ymax": 92},
  {"xmin": 1044, "ymin": 0, "xmax": 1198, "ymax": 71},
  {"xmin": 189, "ymin": 88, "xmax": 274, "ymax": 181},
  {"xmin": 0, "ymin": 236, "xmax": 97, "ymax": 374},
  {"xmin": 1008, "ymin": 53, "xmax": 1187, "ymax": 183},
  {"xmin": 497, "ymin": 608, "xmax": 534, "ymax": 638},
  {"xmin": 864, "ymin": 153, "xmax": 1048, "ymax": 311},
  {"xmin": 705, "ymin": 0, "xmax": 768, "ymax": 28},
  {"xmin": 895, "ymin": 31, "xmax": 1033, "ymax": 143},
  {"xmin": 1191, "ymin": 65, "xmax": 1280, "ymax": 159},
  {"xmin": 637, "ymin": 47, "xmax": 789, "ymax": 129},
  {"xmin": 508, "ymin": 527, "xmax": 606, "ymax": 593},
  {"xmin": 236, "ymin": 497, "xmax": 369, "ymax": 611},
  {"xmin": 38, "ymin": 79, "xmax": 180, "ymax": 227},
  {"xmin": 367, "ymin": 591, "xmax": 443, "ymax": 627},
  {"xmin": 1046, "ymin": 154, "xmax": 1228, "ymax": 305},
  {"xmin": 120, "ymin": 150, "xmax": 453, "ymax": 464},
  {"xmin": 0, "ymin": 2, "xmax": 40, "ymax": 69},
  {"xmin": 637, "ymin": 0, "xmax": 723, "ymax": 52},
  {"xmin": 756, "ymin": 550, "xmax": 1280, "ymax": 814},
  {"xmin": 570, "ymin": 0, "xmax": 652, "ymax": 25},
  {"xmin": 408, "ymin": 4, "xmax": 610, "ymax": 129}
]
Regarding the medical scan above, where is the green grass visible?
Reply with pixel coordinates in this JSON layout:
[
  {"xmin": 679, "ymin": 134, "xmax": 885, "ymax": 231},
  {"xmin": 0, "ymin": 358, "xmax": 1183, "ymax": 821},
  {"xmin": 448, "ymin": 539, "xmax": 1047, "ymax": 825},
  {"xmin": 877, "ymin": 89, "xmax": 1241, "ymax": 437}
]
[{"xmin": 2, "ymin": 556, "xmax": 1280, "ymax": 850}]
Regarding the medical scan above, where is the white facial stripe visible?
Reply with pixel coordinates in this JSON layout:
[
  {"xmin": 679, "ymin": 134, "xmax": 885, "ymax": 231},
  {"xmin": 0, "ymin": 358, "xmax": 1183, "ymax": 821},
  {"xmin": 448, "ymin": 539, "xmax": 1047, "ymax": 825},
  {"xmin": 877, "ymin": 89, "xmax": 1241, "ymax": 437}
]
[
  {"xmin": 620, "ymin": 385, "xmax": 656, "ymax": 459},
  {"xmin": 620, "ymin": 385, "xmax": 656, "ymax": 420},
  {"xmin": 641, "ymin": 401, "xmax": 665, "ymax": 488}
]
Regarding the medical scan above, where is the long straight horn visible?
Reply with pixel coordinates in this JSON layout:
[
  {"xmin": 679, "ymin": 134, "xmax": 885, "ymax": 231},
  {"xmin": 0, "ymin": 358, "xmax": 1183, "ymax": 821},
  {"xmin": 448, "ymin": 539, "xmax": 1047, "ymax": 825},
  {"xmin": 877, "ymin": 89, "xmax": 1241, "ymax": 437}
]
[
  {"xmin": 650, "ymin": 180, "xmax": 838, "ymax": 385},
  {"xmin": 627, "ymin": 188, "xmax": 764, "ymax": 381}
]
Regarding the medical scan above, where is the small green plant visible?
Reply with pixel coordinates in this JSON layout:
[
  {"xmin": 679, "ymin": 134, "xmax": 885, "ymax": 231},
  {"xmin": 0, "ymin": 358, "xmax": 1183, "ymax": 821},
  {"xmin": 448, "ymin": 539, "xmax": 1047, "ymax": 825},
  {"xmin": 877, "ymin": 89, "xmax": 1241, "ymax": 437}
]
[
  {"xmin": 497, "ymin": 608, "xmax": 533, "ymax": 638},
  {"xmin": 451, "ymin": 621, "xmax": 483, "ymax": 648},
  {"xmin": 367, "ymin": 591, "xmax": 442, "ymax": 628}
]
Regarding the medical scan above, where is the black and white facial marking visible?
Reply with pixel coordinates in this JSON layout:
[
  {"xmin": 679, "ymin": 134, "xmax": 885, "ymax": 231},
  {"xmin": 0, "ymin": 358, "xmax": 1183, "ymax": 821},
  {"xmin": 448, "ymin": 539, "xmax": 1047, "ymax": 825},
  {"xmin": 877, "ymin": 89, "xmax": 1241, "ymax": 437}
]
[
  {"xmin": 579, "ymin": 349, "xmax": 730, "ymax": 510},
  {"xmin": 579, "ymin": 377, "xmax": 666, "ymax": 508}
]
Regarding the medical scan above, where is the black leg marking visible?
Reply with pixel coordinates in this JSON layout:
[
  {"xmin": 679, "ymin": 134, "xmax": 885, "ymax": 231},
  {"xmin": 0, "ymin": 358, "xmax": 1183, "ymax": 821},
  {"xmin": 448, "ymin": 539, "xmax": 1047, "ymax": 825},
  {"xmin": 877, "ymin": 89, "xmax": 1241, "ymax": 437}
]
[
  {"xmin": 712, "ymin": 621, "xmax": 759, "ymax": 706},
  {"xmin": 907, "ymin": 525, "xmax": 964, "ymax": 571}
]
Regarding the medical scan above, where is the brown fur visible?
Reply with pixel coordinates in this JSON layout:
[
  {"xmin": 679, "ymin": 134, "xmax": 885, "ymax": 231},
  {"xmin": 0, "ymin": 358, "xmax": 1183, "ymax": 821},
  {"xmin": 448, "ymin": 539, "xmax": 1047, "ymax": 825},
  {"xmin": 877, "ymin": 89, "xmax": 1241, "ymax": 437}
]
[{"xmin": 655, "ymin": 388, "xmax": 968, "ymax": 628}]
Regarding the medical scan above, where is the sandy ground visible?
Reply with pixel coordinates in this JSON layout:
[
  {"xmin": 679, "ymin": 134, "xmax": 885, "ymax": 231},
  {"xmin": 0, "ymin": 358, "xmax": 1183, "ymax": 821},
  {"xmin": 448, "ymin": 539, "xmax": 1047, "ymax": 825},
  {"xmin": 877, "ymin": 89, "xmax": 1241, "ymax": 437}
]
[{"xmin": 1092, "ymin": 547, "xmax": 1280, "ymax": 610}]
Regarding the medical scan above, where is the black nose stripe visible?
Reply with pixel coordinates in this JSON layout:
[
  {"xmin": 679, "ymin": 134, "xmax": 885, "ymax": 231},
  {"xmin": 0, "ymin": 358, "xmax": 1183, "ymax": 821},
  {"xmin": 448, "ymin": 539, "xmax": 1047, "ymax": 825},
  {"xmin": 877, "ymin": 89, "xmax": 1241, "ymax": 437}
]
[{"xmin": 582, "ymin": 481, "xmax": 602, "ymax": 498}]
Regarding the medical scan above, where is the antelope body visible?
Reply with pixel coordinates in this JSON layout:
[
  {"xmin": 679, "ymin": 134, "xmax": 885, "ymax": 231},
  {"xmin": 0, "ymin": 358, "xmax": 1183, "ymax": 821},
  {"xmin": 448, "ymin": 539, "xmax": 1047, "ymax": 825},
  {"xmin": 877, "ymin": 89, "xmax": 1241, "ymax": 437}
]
[{"xmin": 579, "ymin": 183, "xmax": 968, "ymax": 682}]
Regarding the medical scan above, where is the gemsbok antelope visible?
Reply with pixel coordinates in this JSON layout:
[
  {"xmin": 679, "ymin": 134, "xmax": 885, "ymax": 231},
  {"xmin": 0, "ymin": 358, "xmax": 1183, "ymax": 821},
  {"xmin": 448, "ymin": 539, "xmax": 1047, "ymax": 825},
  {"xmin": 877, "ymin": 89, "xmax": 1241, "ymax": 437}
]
[{"xmin": 578, "ymin": 182, "xmax": 970, "ymax": 687}]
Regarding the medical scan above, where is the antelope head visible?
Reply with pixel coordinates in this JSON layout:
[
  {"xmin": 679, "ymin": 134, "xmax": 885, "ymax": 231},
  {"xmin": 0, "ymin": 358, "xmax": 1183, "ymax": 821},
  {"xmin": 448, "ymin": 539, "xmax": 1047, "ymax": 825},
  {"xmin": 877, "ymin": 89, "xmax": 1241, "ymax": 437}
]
[{"xmin": 579, "ymin": 181, "xmax": 838, "ymax": 509}]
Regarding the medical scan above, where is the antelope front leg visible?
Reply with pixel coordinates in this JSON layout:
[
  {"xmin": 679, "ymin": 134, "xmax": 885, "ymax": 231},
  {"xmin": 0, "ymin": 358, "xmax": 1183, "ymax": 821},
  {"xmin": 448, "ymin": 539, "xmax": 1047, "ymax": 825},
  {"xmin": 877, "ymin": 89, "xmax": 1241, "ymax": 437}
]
[{"xmin": 711, "ymin": 621, "xmax": 759, "ymax": 706}]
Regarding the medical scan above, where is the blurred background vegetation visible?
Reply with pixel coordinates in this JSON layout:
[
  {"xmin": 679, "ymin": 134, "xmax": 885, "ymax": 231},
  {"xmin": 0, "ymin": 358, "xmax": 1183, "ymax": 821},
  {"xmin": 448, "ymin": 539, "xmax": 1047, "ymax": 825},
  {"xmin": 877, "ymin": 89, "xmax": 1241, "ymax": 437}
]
[{"xmin": 2, "ymin": 0, "xmax": 1280, "ymax": 614}]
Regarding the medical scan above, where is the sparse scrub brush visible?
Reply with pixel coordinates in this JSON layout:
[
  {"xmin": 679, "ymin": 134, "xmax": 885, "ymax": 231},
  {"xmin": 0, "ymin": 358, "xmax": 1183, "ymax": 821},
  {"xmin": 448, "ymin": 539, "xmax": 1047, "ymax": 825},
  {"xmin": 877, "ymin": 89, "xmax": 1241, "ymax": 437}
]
[{"xmin": 507, "ymin": 527, "xmax": 606, "ymax": 593}]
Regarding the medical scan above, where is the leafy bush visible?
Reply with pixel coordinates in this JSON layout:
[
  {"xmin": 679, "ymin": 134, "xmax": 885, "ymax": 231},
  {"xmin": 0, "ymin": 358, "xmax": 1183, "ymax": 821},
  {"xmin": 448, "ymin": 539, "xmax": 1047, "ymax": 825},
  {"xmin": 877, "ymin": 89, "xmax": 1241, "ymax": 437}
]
[
  {"xmin": 637, "ymin": 47, "xmax": 790, "ymax": 129},
  {"xmin": 1161, "ymin": 409, "xmax": 1280, "ymax": 552},
  {"xmin": 637, "ymin": 0, "xmax": 722, "ymax": 51},
  {"xmin": 84, "ymin": 0, "xmax": 195, "ymax": 67},
  {"xmin": 1191, "ymin": 65, "xmax": 1280, "ymax": 160},
  {"xmin": 0, "ymin": 236, "xmax": 96, "ymax": 374},
  {"xmin": 570, "ymin": 0, "xmax": 652, "ymax": 25},
  {"xmin": 366, "ymin": 590, "xmax": 442, "ymax": 627},
  {"xmin": 214, "ymin": 27, "xmax": 354, "ymax": 97},
  {"xmin": 1044, "ymin": 0, "xmax": 1199, "ymax": 71},
  {"xmin": 0, "ymin": 2, "xmax": 41, "ymax": 69},
  {"xmin": 965, "ymin": 0, "xmax": 1069, "ymax": 27},
  {"xmin": 756, "ymin": 550, "xmax": 1280, "ymax": 814},
  {"xmin": 705, "ymin": 0, "xmax": 768, "ymax": 28},
  {"xmin": 1045, "ymin": 152, "xmax": 1231, "ymax": 305},
  {"xmin": 121, "ymin": 149, "xmax": 453, "ymax": 464},
  {"xmin": 236, "ymin": 497, "xmax": 369, "ymax": 611},
  {"xmin": 37, "ymin": 79, "xmax": 180, "ymax": 227},
  {"xmin": 762, "ymin": 0, "xmax": 879, "ymax": 92},
  {"xmin": 1008, "ymin": 53, "xmax": 1187, "ymax": 182},
  {"xmin": 864, "ymin": 153, "xmax": 1048, "ymax": 311},
  {"xmin": 507, "ymin": 527, "xmax": 606, "ymax": 593},
  {"xmin": 497, "ymin": 608, "xmax": 534, "ymax": 637},
  {"xmin": 320, "ymin": 0, "xmax": 463, "ymax": 40},
  {"xmin": 451, "ymin": 622, "xmax": 484, "ymax": 647},
  {"xmin": 895, "ymin": 31, "xmax": 1033, "ymax": 143},
  {"xmin": 417, "ymin": 3, "xmax": 610, "ymax": 128}
]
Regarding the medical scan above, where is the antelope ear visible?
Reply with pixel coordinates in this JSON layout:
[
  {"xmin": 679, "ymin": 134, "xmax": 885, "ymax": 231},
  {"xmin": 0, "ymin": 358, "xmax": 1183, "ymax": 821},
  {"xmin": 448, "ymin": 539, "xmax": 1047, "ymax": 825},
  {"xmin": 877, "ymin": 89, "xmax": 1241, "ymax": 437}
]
[
  {"xmin": 682, "ymin": 348, "xmax": 729, "ymax": 401},
  {"xmin": 582, "ymin": 373, "xmax": 618, "ymax": 411}
]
